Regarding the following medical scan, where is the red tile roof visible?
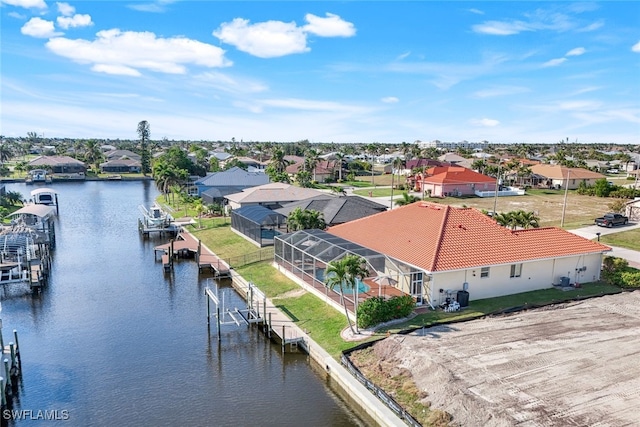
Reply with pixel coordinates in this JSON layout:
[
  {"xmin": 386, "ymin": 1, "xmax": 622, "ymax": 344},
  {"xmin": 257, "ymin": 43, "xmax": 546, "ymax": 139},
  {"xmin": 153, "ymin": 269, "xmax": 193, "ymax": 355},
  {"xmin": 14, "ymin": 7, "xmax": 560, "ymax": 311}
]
[
  {"xmin": 424, "ymin": 166, "xmax": 496, "ymax": 185},
  {"xmin": 328, "ymin": 202, "xmax": 610, "ymax": 272}
]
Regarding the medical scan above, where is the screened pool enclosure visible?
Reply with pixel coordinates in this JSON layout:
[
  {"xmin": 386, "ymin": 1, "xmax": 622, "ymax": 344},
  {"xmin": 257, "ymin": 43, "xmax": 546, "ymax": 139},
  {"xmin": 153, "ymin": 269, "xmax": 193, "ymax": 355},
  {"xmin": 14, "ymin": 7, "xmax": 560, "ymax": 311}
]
[
  {"xmin": 274, "ymin": 229, "xmax": 433, "ymax": 309},
  {"xmin": 231, "ymin": 205, "xmax": 287, "ymax": 247}
]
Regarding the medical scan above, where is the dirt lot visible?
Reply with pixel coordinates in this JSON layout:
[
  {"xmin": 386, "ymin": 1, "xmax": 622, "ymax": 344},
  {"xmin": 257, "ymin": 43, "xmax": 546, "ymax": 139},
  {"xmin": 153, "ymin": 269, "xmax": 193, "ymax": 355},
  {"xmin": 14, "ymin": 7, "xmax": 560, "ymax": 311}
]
[{"xmin": 352, "ymin": 292, "xmax": 640, "ymax": 426}]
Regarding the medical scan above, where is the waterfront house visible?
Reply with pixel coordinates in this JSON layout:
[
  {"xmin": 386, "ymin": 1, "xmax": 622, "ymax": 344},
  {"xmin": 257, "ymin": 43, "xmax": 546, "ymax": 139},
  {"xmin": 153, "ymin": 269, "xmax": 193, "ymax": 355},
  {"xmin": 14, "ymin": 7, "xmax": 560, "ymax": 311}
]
[
  {"xmin": 99, "ymin": 158, "xmax": 142, "ymax": 173},
  {"xmin": 274, "ymin": 203, "xmax": 610, "ymax": 308},
  {"xmin": 194, "ymin": 167, "xmax": 270, "ymax": 204},
  {"xmin": 104, "ymin": 149, "xmax": 141, "ymax": 162},
  {"xmin": 225, "ymin": 183, "xmax": 326, "ymax": 210},
  {"xmin": 275, "ymin": 195, "xmax": 388, "ymax": 227},
  {"xmin": 28, "ymin": 156, "xmax": 86, "ymax": 176}
]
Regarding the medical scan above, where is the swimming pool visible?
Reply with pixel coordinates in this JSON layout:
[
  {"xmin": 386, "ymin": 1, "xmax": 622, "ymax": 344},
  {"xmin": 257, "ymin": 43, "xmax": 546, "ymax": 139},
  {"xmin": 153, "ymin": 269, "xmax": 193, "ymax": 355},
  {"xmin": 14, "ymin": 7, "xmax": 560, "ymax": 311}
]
[{"xmin": 316, "ymin": 269, "xmax": 370, "ymax": 294}]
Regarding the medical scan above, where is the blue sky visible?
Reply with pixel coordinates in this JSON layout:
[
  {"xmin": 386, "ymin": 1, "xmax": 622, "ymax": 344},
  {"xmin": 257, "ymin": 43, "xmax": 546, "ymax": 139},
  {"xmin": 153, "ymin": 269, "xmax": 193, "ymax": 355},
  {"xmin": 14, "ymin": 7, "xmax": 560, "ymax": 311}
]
[{"xmin": 1, "ymin": 1, "xmax": 639, "ymax": 144}]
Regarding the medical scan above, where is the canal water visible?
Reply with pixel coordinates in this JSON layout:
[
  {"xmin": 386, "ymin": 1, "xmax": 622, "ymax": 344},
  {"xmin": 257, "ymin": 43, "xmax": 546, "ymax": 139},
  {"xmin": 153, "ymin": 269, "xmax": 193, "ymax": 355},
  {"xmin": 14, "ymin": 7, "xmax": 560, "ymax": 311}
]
[{"xmin": 0, "ymin": 181, "xmax": 363, "ymax": 426}]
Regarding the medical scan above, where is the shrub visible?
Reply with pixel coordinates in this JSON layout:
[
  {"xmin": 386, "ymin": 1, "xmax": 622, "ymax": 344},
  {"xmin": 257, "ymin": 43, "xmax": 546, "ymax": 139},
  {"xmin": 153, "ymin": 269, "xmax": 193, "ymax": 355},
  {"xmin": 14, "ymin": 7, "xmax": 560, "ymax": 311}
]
[
  {"xmin": 357, "ymin": 294, "xmax": 415, "ymax": 329},
  {"xmin": 620, "ymin": 271, "xmax": 640, "ymax": 288}
]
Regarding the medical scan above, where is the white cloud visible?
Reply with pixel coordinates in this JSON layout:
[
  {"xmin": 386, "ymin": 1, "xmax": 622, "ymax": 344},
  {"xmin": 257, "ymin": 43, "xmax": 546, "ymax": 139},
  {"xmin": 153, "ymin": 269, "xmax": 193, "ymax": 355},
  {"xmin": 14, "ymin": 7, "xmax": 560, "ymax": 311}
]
[
  {"xmin": 214, "ymin": 13, "xmax": 356, "ymax": 58},
  {"xmin": 542, "ymin": 57, "xmax": 567, "ymax": 67},
  {"xmin": 1, "ymin": 0, "xmax": 47, "ymax": 9},
  {"xmin": 91, "ymin": 64, "xmax": 141, "ymax": 76},
  {"xmin": 8, "ymin": 11, "xmax": 25, "ymax": 18},
  {"xmin": 193, "ymin": 71, "xmax": 268, "ymax": 94},
  {"xmin": 472, "ymin": 6, "xmax": 602, "ymax": 36},
  {"xmin": 127, "ymin": 0, "xmax": 177, "ymax": 13},
  {"xmin": 396, "ymin": 52, "xmax": 410, "ymax": 61},
  {"xmin": 577, "ymin": 21, "xmax": 604, "ymax": 32},
  {"xmin": 213, "ymin": 18, "xmax": 308, "ymax": 58},
  {"xmin": 56, "ymin": 2, "xmax": 74, "ymax": 16},
  {"xmin": 468, "ymin": 8, "xmax": 484, "ymax": 15},
  {"xmin": 472, "ymin": 20, "xmax": 531, "ymax": 36},
  {"xmin": 473, "ymin": 86, "xmax": 530, "ymax": 98},
  {"xmin": 21, "ymin": 17, "xmax": 62, "ymax": 38},
  {"xmin": 470, "ymin": 118, "xmax": 500, "ymax": 127},
  {"xmin": 381, "ymin": 97, "xmax": 399, "ymax": 104},
  {"xmin": 46, "ymin": 29, "xmax": 231, "ymax": 76},
  {"xmin": 632, "ymin": 41, "xmax": 640, "ymax": 53},
  {"xmin": 566, "ymin": 47, "xmax": 586, "ymax": 56},
  {"xmin": 260, "ymin": 98, "xmax": 369, "ymax": 114},
  {"xmin": 57, "ymin": 14, "xmax": 93, "ymax": 29},
  {"xmin": 303, "ymin": 13, "xmax": 355, "ymax": 37}
]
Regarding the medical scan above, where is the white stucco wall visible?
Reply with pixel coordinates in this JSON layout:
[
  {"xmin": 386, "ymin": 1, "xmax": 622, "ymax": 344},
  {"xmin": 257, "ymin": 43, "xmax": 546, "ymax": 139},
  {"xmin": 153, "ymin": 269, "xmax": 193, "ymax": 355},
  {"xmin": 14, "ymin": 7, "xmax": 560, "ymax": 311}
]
[{"xmin": 426, "ymin": 253, "xmax": 605, "ymax": 305}]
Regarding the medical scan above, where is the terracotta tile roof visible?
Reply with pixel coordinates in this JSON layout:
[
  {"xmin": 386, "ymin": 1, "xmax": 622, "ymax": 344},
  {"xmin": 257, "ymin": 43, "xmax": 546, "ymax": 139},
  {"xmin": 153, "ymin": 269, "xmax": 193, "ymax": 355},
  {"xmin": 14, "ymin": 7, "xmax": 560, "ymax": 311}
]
[
  {"xmin": 424, "ymin": 166, "xmax": 496, "ymax": 184},
  {"xmin": 328, "ymin": 202, "xmax": 610, "ymax": 272},
  {"xmin": 531, "ymin": 164, "xmax": 605, "ymax": 179}
]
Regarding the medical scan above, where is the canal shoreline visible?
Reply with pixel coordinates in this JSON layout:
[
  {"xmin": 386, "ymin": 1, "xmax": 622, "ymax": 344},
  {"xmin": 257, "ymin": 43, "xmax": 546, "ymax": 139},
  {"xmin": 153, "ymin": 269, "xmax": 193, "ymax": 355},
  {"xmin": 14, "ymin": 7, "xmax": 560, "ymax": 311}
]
[{"xmin": 192, "ymin": 230, "xmax": 403, "ymax": 427}]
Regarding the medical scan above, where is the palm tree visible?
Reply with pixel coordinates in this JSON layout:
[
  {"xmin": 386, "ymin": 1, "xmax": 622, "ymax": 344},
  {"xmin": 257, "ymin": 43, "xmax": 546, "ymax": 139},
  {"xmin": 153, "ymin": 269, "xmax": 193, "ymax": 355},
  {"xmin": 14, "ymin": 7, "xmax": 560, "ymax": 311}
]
[
  {"xmin": 395, "ymin": 192, "xmax": 420, "ymax": 206},
  {"xmin": 335, "ymin": 152, "xmax": 345, "ymax": 181},
  {"xmin": 193, "ymin": 199, "xmax": 205, "ymax": 228},
  {"xmin": 514, "ymin": 210, "xmax": 540, "ymax": 229},
  {"xmin": 0, "ymin": 143, "xmax": 13, "ymax": 165},
  {"xmin": 325, "ymin": 254, "xmax": 369, "ymax": 334},
  {"xmin": 389, "ymin": 157, "xmax": 404, "ymax": 209},
  {"xmin": 84, "ymin": 139, "xmax": 103, "ymax": 172},
  {"xmin": 286, "ymin": 207, "xmax": 326, "ymax": 231},
  {"xmin": 305, "ymin": 148, "xmax": 320, "ymax": 183}
]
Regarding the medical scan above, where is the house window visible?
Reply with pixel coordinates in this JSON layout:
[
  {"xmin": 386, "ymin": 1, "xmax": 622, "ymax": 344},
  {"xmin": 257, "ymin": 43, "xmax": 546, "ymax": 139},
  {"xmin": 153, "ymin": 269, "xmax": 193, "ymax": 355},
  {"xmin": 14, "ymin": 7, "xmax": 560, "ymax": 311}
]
[
  {"xmin": 480, "ymin": 267, "xmax": 490, "ymax": 278},
  {"xmin": 510, "ymin": 263, "xmax": 522, "ymax": 278}
]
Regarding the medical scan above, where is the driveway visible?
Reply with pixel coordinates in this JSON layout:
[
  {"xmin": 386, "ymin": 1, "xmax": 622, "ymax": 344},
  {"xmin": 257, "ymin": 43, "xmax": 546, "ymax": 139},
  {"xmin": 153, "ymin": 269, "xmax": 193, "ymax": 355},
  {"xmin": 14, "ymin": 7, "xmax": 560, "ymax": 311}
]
[{"xmin": 568, "ymin": 221, "xmax": 640, "ymax": 268}]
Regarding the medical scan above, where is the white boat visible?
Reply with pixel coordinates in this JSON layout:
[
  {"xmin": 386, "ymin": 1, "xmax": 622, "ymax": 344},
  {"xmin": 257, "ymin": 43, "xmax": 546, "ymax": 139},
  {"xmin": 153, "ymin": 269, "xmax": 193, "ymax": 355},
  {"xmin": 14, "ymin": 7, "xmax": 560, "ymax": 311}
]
[{"xmin": 139, "ymin": 204, "xmax": 173, "ymax": 228}]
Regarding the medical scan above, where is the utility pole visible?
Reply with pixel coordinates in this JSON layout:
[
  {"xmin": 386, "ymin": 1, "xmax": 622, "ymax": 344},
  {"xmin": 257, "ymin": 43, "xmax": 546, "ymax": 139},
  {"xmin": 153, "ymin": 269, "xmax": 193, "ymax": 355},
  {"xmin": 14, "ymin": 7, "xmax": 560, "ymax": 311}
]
[
  {"xmin": 493, "ymin": 161, "xmax": 501, "ymax": 215},
  {"xmin": 561, "ymin": 169, "xmax": 571, "ymax": 228}
]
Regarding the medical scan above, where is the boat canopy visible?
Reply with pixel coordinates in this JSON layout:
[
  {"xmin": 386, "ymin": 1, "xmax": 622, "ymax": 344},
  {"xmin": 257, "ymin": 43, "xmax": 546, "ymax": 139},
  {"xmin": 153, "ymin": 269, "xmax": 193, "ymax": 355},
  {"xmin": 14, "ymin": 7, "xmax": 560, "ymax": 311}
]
[{"xmin": 10, "ymin": 204, "xmax": 56, "ymax": 219}]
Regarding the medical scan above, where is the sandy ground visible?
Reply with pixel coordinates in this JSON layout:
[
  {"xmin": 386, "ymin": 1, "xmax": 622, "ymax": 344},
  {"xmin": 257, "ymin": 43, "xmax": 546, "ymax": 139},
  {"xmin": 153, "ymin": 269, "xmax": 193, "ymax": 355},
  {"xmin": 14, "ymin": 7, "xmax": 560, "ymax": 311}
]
[{"xmin": 353, "ymin": 292, "xmax": 640, "ymax": 427}]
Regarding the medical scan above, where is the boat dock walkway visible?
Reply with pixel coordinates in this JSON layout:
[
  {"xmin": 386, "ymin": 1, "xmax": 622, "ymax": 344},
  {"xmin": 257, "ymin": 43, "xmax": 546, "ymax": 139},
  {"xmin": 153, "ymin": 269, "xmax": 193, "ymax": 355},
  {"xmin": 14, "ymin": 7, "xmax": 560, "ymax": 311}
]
[{"xmin": 154, "ymin": 231, "xmax": 231, "ymax": 277}]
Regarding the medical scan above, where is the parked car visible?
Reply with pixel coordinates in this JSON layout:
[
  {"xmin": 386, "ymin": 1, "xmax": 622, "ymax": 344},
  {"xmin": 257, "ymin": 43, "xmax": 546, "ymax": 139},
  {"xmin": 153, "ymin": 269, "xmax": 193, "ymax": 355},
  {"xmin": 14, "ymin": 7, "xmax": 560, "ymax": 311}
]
[
  {"xmin": 606, "ymin": 169, "xmax": 619, "ymax": 174},
  {"xmin": 595, "ymin": 213, "xmax": 629, "ymax": 227}
]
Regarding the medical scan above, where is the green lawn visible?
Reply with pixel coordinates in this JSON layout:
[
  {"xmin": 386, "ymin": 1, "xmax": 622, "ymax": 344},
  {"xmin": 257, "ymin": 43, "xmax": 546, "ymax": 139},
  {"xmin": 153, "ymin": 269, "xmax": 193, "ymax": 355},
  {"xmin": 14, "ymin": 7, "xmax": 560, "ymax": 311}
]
[
  {"xmin": 599, "ymin": 228, "xmax": 640, "ymax": 251},
  {"xmin": 189, "ymin": 219, "xmax": 258, "ymax": 259}
]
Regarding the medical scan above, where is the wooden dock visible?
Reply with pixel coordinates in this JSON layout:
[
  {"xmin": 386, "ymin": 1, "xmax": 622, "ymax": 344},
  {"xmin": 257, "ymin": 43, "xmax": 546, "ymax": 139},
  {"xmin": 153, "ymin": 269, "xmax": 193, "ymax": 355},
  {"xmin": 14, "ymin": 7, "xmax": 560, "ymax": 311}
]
[{"xmin": 154, "ymin": 231, "xmax": 231, "ymax": 277}]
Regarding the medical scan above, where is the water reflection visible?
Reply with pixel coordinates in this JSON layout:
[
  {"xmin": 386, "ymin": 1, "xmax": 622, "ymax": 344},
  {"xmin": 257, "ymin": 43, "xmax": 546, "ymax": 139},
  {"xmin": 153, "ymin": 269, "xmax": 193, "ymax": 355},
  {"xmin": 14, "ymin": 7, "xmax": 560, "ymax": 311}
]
[{"xmin": 0, "ymin": 182, "xmax": 362, "ymax": 427}]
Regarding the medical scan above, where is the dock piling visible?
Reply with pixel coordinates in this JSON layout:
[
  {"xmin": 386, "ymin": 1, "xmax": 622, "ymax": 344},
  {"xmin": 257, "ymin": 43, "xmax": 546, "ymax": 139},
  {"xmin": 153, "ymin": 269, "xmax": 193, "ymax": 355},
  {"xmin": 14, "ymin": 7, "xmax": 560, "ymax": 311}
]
[
  {"xmin": 13, "ymin": 330, "xmax": 19, "ymax": 361},
  {"xmin": 3, "ymin": 360, "xmax": 10, "ymax": 389}
]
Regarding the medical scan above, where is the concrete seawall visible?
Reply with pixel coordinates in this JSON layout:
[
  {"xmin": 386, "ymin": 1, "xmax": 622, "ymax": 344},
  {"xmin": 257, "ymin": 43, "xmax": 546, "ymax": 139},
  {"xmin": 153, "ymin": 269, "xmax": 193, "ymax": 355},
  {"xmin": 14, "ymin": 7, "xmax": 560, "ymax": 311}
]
[{"xmin": 226, "ymin": 269, "xmax": 404, "ymax": 427}]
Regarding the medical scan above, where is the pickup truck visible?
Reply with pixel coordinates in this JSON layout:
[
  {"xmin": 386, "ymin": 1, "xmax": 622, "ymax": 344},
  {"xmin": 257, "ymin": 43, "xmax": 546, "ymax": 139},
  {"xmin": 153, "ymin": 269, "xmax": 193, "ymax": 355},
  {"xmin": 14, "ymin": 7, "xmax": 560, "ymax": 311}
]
[{"xmin": 595, "ymin": 213, "xmax": 629, "ymax": 227}]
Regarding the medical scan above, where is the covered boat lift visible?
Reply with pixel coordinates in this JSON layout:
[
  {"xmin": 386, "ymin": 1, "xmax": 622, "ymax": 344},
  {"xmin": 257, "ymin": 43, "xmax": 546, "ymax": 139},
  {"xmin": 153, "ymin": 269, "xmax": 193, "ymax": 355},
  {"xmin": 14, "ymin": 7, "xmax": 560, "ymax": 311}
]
[{"xmin": 30, "ymin": 188, "xmax": 59, "ymax": 214}]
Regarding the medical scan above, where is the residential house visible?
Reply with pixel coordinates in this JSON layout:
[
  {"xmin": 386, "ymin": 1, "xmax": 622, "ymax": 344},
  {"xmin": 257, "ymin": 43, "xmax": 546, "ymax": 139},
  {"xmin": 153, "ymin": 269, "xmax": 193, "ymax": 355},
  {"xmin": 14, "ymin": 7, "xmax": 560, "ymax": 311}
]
[
  {"xmin": 274, "ymin": 203, "xmax": 610, "ymax": 308},
  {"xmin": 104, "ymin": 149, "xmax": 141, "ymax": 162},
  {"xmin": 225, "ymin": 183, "xmax": 326, "ymax": 210},
  {"xmin": 28, "ymin": 156, "xmax": 86, "ymax": 174},
  {"xmin": 625, "ymin": 198, "xmax": 640, "ymax": 222},
  {"xmin": 275, "ymin": 195, "xmax": 388, "ymax": 228},
  {"xmin": 286, "ymin": 159, "xmax": 338, "ymax": 183},
  {"xmin": 415, "ymin": 166, "xmax": 496, "ymax": 197},
  {"xmin": 99, "ymin": 158, "xmax": 141, "ymax": 173},
  {"xmin": 437, "ymin": 153, "xmax": 473, "ymax": 168},
  {"xmin": 531, "ymin": 165, "xmax": 606, "ymax": 189},
  {"xmin": 403, "ymin": 159, "xmax": 449, "ymax": 175},
  {"xmin": 234, "ymin": 156, "xmax": 268, "ymax": 172},
  {"xmin": 194, "ymin": 167, "xmax": 270, "ymax": 204}
]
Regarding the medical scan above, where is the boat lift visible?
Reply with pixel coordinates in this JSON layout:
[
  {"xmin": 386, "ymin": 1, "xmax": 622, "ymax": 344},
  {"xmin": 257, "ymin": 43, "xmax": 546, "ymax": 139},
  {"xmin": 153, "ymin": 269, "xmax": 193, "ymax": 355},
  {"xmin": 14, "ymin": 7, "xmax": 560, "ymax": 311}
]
[{"xmin": 205, "ymin": 280, "xmax": 266, "ymax": 341}]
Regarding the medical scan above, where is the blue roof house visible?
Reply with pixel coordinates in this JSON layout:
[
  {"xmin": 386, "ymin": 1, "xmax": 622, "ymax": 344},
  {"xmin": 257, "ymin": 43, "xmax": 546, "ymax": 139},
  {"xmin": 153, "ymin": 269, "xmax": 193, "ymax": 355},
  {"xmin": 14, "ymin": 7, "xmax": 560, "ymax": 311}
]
[{"xmin": 195, "ymin": 167, "xmax": 270, "ymax": 203}]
